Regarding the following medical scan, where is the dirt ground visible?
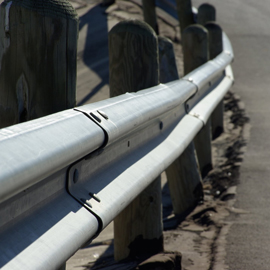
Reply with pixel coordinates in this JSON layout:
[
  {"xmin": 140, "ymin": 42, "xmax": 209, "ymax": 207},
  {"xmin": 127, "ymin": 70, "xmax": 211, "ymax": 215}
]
[{"xmin": 67, "ymin": 1, "xmax": 250, "ymax": 269}]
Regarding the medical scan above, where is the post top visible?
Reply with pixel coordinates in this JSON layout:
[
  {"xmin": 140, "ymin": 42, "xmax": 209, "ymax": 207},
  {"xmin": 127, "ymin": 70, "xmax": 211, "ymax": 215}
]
[
  {"xmin": 3, "ymin": 0, "xmax": 78, "ymax": 20},
  {"xmin": 109, "ymin": 19, "xmax": 157, "ymax": 38}
]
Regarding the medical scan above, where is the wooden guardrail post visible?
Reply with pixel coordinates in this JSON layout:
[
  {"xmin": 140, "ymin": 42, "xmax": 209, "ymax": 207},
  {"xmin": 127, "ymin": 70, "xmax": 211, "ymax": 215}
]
[
  {"xmin": 0, "ymin": 0, "xmax": 78, "ymax": 129},
  {"xmin": 158, "ymin": 36, "xmax": 203, "ymax": 215},
  {"xmin": 197, "ymin": 4, "xmax": 223, "ymax": 140},
  {"xmin": 205, "ymin": 22, "xmax": 224, "ymax": 139},
  {"xmin": 182, "ymin": 25, "xmax": 209, "ymax": 75},
  {"xmin": 183, "ymin": 25, "xmax": 212, "ymax": 178},
  {"xmin": 158, "ymin": 36, "xmax": 179, "ymax": 82},
  {"xmin": 197, "ymin": 3, "xmax": 216, "ymax": 25},
  {"xmin": 109, "ymin": 20, "xmax": 162, "ymax": 262},
  {"xmin": 175, "ymin": 0, "xmax": 194, "ymax": 34},
  {"xmin": 142, "ymin": 0, "xmax": 158, "ymax": 34},
  {"xmin": 205, "ymin": 22, "xmax": 222, "ymax": 63}
]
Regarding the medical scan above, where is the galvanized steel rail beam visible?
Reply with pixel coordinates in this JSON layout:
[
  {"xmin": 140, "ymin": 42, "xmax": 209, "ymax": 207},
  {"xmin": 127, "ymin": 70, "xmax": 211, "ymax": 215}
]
[{"xmin": 0, "ymin": 33, "xmax": 233, "ymax": 269}]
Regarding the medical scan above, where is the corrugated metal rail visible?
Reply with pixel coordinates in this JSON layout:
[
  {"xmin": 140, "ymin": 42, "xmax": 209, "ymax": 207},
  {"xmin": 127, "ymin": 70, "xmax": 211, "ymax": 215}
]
[{"xmin": 0, "ymin": 33, "xmax": 233, "ymax": 270}]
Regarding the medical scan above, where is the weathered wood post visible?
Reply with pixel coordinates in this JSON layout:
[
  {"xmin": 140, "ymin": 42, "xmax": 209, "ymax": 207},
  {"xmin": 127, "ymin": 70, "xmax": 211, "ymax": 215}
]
[
  {"xmin": 197, "ymin": 5, "xmax": 223, "ymax": 139},
  {"xmin": 197, "ymin": 3, "xmax": 216, "ymax": 25},
  {"xmin": 158, "ymin": 36, "xmax": 179, "ymax": 82},
  {"xmin": 0, "ymin": 0, "xmax": 78, "ymax": 129},
  {"xmin": 142, "ymin": 0, "xmax": 158, "ymax": 34},
  {"xmin": 205, "ymin": 22, "xmax": 222, "ymax": 63},
  {"xmin": 109, "ymin": 20, "xmax": 163, "ymax": 262},
  {"xmin": 182, "ymin": 25, "xmax": 209, "ymax": 75},
  {"xmin": 175, "ymin": 0, "xmax": 194, "ymax": 34},
  {"xmin": 182, "ymin": 25, "xmax": 212, "ymax": 178},
  {"xmin": 158, "ymin": 36, "xmax": 203, "ymax": 215},
  {"xmin": 205, "ymin": 22, "xmax": 224, "ymax": 139}
]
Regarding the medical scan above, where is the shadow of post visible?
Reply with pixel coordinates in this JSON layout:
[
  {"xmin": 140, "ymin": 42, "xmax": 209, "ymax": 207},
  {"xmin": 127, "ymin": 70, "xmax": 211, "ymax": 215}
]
[{"xmin": 77, "ymin": 4, "xmax": 109, "ymax": 106}]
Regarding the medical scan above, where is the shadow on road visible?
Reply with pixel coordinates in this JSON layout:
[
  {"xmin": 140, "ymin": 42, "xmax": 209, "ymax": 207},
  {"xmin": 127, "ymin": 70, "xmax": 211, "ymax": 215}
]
[{"xmin": 77, "ymin": 4, "xmax": 109, "ymax": 106}]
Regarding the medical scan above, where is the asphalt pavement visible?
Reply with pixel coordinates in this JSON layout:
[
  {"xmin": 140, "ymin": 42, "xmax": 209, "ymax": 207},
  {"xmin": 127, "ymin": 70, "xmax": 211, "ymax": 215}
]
[{"xmin": 192, "ymin": 0, "xmax": 270, "ymax": 268}]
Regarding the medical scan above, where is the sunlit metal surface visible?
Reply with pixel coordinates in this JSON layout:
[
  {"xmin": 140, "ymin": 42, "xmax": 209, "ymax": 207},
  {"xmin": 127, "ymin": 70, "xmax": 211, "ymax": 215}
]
[{"xmin": 0, "ymin": 30, "xmax": 234, "ymax": 269}]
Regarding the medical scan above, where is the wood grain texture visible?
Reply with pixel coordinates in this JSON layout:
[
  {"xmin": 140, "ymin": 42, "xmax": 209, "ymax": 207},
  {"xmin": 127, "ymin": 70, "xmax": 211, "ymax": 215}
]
[
  {"xmin": 166, "ymin": 143, "xmax": 203, "ymax": 215},
  {"xmin": 142, "ymin": 0, "xmax": 158, "ymax": 34},
  {"xmin": 158, "ymin": 36, "xmax": 179, "ymax": 83},
  {"xmin": 197, "ymin": 3, "xmax": 216, "ymax": 26},
  {"xmin": 182, "ymin": 24, "xmax": 212, "ymax": 177},
  {"xmin": 194, "ymin": 119, "xmax": 213, "ymax": 178},
  {"xmin": 158, "ymin": 36, "xmax": 202, "ymax": 215},
  {"xmin": 175, "ymin": 0, "xmax": 194, "ymax": 34},
  {"xmin": 114, "ymin": 177, "xmax": 163, "ymax": 261},
  {"xmin": 109, "ymin": 20, "xmax": 159, "ymax": 98},
  {"xmin": 182, "ymin": 24, "xmax": 209, "ymax": 75},
  {"xmin": 0, "ymin": 0, "xmax": 78, "ymax": 128},
  {"xmin": 109, "ymin": 20, "xmax": 162, "ymax": 262},
  {"xmin": 205, "ymin": 22, "xmax": 224, "ymax": 139},
  {"xmin": 205, "ymin": 22, "xmax": 222, "ymax": 60}
]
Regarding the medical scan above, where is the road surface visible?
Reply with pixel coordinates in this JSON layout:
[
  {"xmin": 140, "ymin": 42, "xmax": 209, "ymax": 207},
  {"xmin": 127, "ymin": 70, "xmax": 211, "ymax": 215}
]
[{"xmin": 192, "ymin": 0, "xmax": 270, "ymax": 268}]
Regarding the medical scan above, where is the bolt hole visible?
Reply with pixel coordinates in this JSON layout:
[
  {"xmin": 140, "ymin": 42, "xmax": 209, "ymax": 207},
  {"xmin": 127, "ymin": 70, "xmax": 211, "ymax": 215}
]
[
  {"xmin": 128, "ymin": 141, "xmax": 130, "ymax": 147},
  {"xmin": 149, "ymin": 196, "xmax": 154, "ymax": 203},
  {"xmin": 159, "ymin": 122, "xmax": 163, "ymax": 130}
]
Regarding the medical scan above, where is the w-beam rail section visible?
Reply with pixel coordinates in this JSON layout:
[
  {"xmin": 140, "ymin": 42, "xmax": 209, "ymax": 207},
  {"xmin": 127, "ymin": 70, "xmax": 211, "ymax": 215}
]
[{"xmin": 0, "ymin": 33, "xmax": 233, "ymax": 270}]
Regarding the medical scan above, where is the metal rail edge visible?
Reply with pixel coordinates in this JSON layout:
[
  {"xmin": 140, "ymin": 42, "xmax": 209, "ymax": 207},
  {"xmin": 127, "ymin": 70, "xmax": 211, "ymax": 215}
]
[{"xmin": 0, "ymin": 33, "xmax": 234, "ymax": 269}]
